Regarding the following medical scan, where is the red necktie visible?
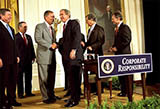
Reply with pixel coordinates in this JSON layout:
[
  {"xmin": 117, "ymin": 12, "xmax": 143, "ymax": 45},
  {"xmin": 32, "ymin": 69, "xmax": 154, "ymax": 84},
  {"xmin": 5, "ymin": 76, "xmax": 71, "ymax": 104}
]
[
  {"xmin": 115, "ymin": 26, "xmax": 118, "ymax": 36},
  {"xmin": 23, "ymin": 34, "xmax": 27, "ymax": 45},
  {"xmin": 63, "ymin": 24, "xmax": 65, "ymax": 32}
]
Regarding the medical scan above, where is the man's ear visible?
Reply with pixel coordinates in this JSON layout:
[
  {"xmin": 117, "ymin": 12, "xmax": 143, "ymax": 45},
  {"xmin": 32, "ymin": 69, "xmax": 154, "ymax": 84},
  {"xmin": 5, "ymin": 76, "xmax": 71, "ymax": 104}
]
[{"xmin": 118, "ymin": 17, "xmax": 121, "ymax": 21}]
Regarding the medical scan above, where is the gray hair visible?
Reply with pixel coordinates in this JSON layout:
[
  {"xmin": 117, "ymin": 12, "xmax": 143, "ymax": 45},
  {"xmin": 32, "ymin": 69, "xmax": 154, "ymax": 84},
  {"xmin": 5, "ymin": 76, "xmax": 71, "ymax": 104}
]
[{"xmin": 60, "ymin": 9, "xmax": 71, "ymax": 18}]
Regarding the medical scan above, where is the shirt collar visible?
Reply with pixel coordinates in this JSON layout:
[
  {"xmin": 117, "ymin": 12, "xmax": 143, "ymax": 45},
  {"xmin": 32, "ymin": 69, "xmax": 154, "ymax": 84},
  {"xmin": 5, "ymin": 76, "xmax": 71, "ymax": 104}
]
[
  {"xmin": 90, "ymin": 23, "xmax": 96, "ymax": 32},
  {"xmin": 117, "ymin": 21, "xmax": 123, "ymax": 28},
  {"xmin": 44, "ymin": 21, "xmax": 51, "ymax": 28},
  {"xmin": 0, "ymin": 20, "xmax": 8, "ymax": 28},
  {"xmin": 19, "ymin": 32, "xmax": 25, "ymax": 37},
  {"xmin": 64, "ymin": 19, "xmax": 70, "ymax": 25}
]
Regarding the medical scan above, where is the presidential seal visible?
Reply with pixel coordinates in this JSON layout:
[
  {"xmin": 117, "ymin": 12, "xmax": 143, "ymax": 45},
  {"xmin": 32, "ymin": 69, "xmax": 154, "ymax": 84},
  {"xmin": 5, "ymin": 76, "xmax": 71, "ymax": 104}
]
[{"xmin": 101, "ymin": 59, "xmax": 114, "ymax": 74}]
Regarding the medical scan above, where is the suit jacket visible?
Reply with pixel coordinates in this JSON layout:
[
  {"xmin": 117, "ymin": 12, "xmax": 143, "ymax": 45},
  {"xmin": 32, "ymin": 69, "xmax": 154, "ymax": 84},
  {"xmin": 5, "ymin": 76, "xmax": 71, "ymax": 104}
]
[
  {"xmin": 15, "ymin": 33, "xmax": 36, "ymax": 67},
  {"xmin": 61, "ymin": 20, "xmax": 83, "ymax": 64},
  {"xmin": 0, "ymin": 21, "xmax": 17, "ymax": 65},
  {"xmin": 86, "ymin": 24, "xmax": 105, "ymax": 55},
  {"xmin": 59, "ymin": 33, "xmax": 85, "ymax": 54},
  {"xmin": 113, "ymin": 23, "xmax": 131, "ymax": 54},
  {"xmin": 81, "ymin": 33, "xmax": 86, "ymax": 53},
  {"xmin": 34, "ymin": 22, "xmax": 56, "ymax": 64}
]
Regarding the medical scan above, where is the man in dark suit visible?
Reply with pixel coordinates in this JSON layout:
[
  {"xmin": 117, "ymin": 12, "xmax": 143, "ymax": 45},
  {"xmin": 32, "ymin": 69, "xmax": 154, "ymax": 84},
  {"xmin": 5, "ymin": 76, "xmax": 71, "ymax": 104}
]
[
  {"xmin": 84, "ymin": 13, "xmax": 105, "ymax": 93},
  {"xmin": 85, "ymin": 14, "xmax": 105, "ymax": 55},
  {"xmin": 59, "ymin": 9, "xmax": 83, "ymax": 107},
  {"xmin": 109, "ymin": 11, "xmax": 133, "ymax": 99},
  {"xmin": 0, "ymin": 8, "xmax": 3, "ymax": 109},
  {"xmin": 58, "ymin": 33, "xmax": 85, "ymax": 98},
  {"xmin": 15, "ymin": 21, "xmax": 36, "ymax": 99},
  {"xmin": 60, "ymin": 19, "xmax": 85, "ymax": 97},
  {"xmin": 0, "ymin": 8, "xmax": 21, "ymax": 108}
]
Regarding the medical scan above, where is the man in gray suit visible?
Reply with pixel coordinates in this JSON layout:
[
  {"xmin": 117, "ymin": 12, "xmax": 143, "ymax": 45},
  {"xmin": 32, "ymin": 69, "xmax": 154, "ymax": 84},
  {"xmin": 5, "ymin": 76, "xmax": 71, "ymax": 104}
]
[{"xmin": 34, "ymin": 10, "xmax": 60, "ymax": 104}]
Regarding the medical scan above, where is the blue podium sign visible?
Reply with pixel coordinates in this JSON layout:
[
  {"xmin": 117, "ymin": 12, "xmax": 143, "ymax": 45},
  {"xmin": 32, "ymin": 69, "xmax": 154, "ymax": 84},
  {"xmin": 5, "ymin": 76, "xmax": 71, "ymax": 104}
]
[{"xmin": 98, "ymin": 53, "xmax": 153, "ymax": 78}]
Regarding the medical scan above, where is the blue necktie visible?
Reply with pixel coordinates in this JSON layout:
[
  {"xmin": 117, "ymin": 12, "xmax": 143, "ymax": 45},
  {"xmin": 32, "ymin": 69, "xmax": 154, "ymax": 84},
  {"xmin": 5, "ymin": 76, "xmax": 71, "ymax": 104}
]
[{"xmin": 6, "ymin": 24, "xmax": 14, "ymax": 40}]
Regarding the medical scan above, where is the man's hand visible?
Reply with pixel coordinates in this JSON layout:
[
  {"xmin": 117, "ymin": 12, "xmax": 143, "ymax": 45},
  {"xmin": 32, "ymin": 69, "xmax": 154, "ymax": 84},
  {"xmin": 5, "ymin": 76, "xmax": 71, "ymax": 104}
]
[
  {"xmin": 81, "ymin": 41, "xmax": 85, "ymax": 47},
  {"xmin": 17, "ymin": 57, "xmax": 20, "ymax": 63},
  {"xmin": 108, "ymin": 47, "xmax": 113, "ymax": 52},
  {"xmin": 51, "ymin": 43, "xmax": 58, "ymax": 49},
  {"xmin": 111, "ymin": 47, "xmax": 117, "ymax": 52},
  {"xmin": 87, "ymin": 46, "xmax": 92, "ymax": 51},
  {"xmin": 70, "ymin": 49, "xmax": 76, "ymax": 60},
  {"xmin": 0, "ymin": 58, "xmax": 3, "ymax": 68},
  {"xmin": 108, "ymin": 47, "xmax": 117, "ymax": 52}
]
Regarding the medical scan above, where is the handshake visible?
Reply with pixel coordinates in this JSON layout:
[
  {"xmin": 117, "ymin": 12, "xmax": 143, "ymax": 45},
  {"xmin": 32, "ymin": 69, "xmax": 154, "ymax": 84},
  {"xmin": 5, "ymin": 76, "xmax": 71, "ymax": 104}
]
[
  {"xmin": 51, "ymin": 43, "xmax": 58, "ymax": 49},
  {"xmin": 50, "ymin": 43, "xmax": 58, "ymax": 51},
  {"xmin": 108, "ymin": 47, "xmax": 117, "ymax": 52},
  {"xmin": 50, "ymin": 38, "xmax": 64, "ymax": 51}
]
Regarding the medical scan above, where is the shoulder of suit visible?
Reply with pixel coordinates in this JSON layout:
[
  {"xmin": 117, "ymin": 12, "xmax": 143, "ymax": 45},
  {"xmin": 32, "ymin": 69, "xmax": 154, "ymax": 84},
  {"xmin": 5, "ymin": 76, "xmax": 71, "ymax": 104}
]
[
  {"xmin": 95, "ymin": 24, "xmax": 104, "ymax": 31},
  {"xmin": 121, "ymin": 23, "xmax": 130, "ymax": 29},
  {"xmin": 71, "ymin": 19, "xmax": 77, "ymax": 22},
  {"xmin": 15, "ymin": 33, "xmax": 21, "ymax": 40},
  {"xmin": 36, "ymin": 23, "xmax": 44, "ymax": 28},
  {"xmin": 15, "ymin": 32, "xmax": 19, "ymax": 35},
  {"xmin": 15, "ymin": 32, "xmax": 21, "ymax": 37},
  {"xmin": 69, "ymin": 20, "xmax": 79, "ymax": 25},
  {"xmin": 10, "ymin": 26, "xmax": 15, "ymax": 31},
  {"xmin": 26, "ymin": 34, "xmax": 31, "ymax": 37},
  {"xmin": 120, "ymin": 23, "xmax": 131, "ymax": 32}
]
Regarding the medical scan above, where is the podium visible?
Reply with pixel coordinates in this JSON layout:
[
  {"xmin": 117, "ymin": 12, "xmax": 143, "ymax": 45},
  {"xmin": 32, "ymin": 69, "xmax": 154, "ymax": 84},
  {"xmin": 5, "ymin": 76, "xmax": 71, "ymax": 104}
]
[
  {"xmin": 82, "ymin": 60, "xmax": 102, "ymax": 105},
  {"xmin": 82, "ymin": 57, "xmax": 147, "ymax": 105}
]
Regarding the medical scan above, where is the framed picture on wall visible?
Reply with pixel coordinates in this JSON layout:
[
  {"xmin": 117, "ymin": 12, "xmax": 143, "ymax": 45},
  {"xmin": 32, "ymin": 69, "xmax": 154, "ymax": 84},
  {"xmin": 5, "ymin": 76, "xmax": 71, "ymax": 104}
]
[{"xmin": 84, "ymin": 0, "xmax": 123, "ymax": 55}]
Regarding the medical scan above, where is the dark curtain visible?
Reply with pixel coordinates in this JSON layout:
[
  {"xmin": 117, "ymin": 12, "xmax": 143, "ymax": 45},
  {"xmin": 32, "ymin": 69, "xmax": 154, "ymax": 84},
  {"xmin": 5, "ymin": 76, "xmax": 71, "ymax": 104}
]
[{"xmin": 143, "ymin": 0, "xmax": 160, "ymax": 85}]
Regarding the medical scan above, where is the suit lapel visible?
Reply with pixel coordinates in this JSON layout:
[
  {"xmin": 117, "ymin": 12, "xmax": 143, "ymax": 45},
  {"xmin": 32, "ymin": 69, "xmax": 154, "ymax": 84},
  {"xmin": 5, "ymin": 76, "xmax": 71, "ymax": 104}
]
[
  {"xmin": 0, "ymin": 21, "xmax": 15, "ymax": 40},
  {"xmin": 115, "ymin": 23, "xmax": 123, "ymax": 37},
  {"xmin": 88, "ymin": 24, "xmax": 97, "ymax": 41},
  {"xmin": 63, "ymin": 20, "xmax": 70, "ymax": 37},
  {"xmin": 42, "ymin": 23, "xmax": 53, "ymax": 39},
  {"xmin": 16, "ymin": 33, "xmax": 26, "ymax": 46},
  {"xmin": 17, "ymin": 33, "xmax": 24, "ymax": 42},
  {"xmin": 0, "ymin": 21, "xmax": 13, "ymax": 38},
  {"xmin": 118, "ymin": 23, "xmax": 123, "ymax": 32}
]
